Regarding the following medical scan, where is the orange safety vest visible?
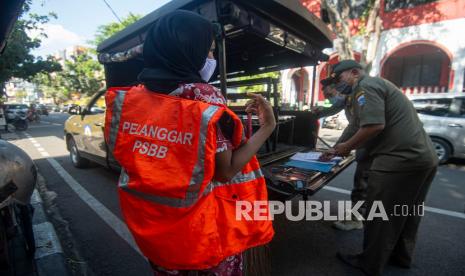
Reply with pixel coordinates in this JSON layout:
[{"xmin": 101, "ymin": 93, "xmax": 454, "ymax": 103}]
[{"xmin": 104, "ymin": 85, "xmax": 274, "ymax": 270}]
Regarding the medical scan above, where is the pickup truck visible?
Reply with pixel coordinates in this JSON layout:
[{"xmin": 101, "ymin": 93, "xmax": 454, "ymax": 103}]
[{"xmin": 64, "ymin": 0, "xmax": 354, "ymax": 201}]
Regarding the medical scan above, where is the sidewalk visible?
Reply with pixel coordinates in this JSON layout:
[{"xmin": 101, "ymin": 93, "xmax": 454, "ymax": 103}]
[
  {"xmin": 0, "ymin": 130, "xmax": 69, "ymax": 276},
  {"xmin": 32, "ymin": 175, "xmax": 70, "ymax": 276},
  {"xmin": 0, "ymin": 130, "xmax": 20, "ymax": 141}
]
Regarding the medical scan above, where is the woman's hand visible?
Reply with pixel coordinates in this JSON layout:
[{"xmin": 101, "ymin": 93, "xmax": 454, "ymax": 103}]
[
  {"xmin": 245, "ymin": 93, "xmax": 276, "ymax": 130},
  {"xmin": 214, "ymin": 93, "xmax": 276, "ymax": 182}
]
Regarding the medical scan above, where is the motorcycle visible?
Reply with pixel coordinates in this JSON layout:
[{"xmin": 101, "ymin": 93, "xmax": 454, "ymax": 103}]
[
  {"xmin": 0, "ymin": 140, "xmax": 37, "ymax": 268},
  {"xmin": 26, "ymin": 110, "xmax": 40, "ymax": 123},
  {"xmin": 5, "ymin": 110, "xmax": 28, "ymax": 131}
]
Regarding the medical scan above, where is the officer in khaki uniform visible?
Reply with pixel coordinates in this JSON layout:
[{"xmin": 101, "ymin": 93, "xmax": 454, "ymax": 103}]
[
  {"xmin": 324, "ymin": 60, "xmax": 438, "ymax": 276},
  {"xmin": 315, "ymin": 79, "xmax": 369, "ymax": 230}
]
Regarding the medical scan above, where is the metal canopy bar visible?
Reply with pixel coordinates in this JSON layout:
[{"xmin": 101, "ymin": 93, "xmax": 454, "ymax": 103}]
[
  {"xmin": 214, "ymin": 1, "xmax": 228, "ymax": 99},
  {"xmin": 98, "ymin": 44, "xmax": 143, "ymax": 64}
]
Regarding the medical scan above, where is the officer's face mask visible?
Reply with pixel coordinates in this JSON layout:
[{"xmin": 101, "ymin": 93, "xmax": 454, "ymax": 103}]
[
  {"xmin": 329, "ymin": 95, "xmax": 346, "ymax": 107},
  {"xmin": 335, "ymin": 81, "xmax": 353, "ymax": 95},
  {"xmin": 199, "ymin": 58, "xmax": 217, "ymax": 82}
]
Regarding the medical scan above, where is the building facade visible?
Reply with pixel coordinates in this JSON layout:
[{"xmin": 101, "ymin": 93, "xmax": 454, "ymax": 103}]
[{"xmin": 282, "ymin": 0, "xmax": 465, "ymax": 107}]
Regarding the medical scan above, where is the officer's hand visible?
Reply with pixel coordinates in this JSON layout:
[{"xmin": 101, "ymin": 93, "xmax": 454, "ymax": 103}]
[
  {"xmin": 319, "ymin": 149, "xmax": 336, "ymax": 161},
  {"xmin": 334, "ymin": 142, "xmax": 351, "ymax": 156},
  {"xmin": 245, "ymin": 93, "xmax": 276, "ymax": 130}
]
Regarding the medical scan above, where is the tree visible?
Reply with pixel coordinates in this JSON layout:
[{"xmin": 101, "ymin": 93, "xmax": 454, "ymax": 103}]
[
  {"xmin": 62, "ymin": 49, "xmax": 104, "ymax": 96},
  {"xmin": 322, "ymin": 0, "xmax": 382, "ymax": 71},
  {"xmin": 0, "ymin": 0, "xmax": 61, "ymax": 96},
  {"xmin": 91, "ymin": 13, "xmax": 142, "ymax": 46},
  {"xmin": 32, "ymin": 71, "xmax": 70, "ymax": 104},
  {"xmin": 33, "ymin": 48, "xmax": 104, "ymax": 101},
  {"xmin": 33, "ymin": 13, "xmax": 142, "ymax": 100},
  {"xmin": 33, "ymin": 13, "xmax": 142, "ymax": 99}
]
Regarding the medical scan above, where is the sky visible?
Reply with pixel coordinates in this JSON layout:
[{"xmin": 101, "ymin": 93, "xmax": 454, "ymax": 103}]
[{"xmin": 29, "ymin": 0, "xmax": 172, "ymax": 57}]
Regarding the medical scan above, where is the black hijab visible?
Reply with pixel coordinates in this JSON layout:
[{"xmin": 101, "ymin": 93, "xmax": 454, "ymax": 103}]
[{"xmin": 138, "ymin": 10, "xmax": 214, "ymax": 93}]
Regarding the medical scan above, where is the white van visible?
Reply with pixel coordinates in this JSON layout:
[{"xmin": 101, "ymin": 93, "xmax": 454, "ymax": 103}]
[{"xmin": 410, "ymin": 94, "xmax": 465, "ymax": 163}]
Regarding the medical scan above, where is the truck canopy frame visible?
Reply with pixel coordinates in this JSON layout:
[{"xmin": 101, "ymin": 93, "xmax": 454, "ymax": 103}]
[{"xmin": 97, "ymin": 0, "xmax": 333, "ymax": 89}]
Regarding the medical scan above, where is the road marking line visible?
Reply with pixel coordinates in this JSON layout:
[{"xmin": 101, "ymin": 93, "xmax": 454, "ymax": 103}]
[
  {"xmin": 322, "ymin": 186, "xmax": 465, "ymax": 220},
  {"xmin": 41, "ymin": 121, "xmax": 62, "ymax": 126},
  {"xmin": 423, "ymin": 206, "xmax": 465, "ymax": 219},
  {"xmin": 23, "ymin": 131, "xmax": 142, "ymax": 256},
  {"xmin": 45, "ymin": 158, "xmax": 143, "ymax": 256},
  {"xmin": 28, "ymin": 125, "xmax": 61, "ymax": 129}
]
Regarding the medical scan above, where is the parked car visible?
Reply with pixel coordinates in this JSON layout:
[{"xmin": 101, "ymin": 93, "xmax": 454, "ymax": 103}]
[
  {"xmin": 4, "ymin": 104, "xmax": 28, "ymax": 130},
  {"xmin": 4, "ymin": 103, "xmax": 29, "ymax": 114},
  {"xmin": 410, "ymin": 94, "xmax": 465, "ymax": 163},
  {"xmin": 60, "ymin": 104, "xmax": 79, "ymax": 113},
  {"xmin": 64, "ymin": 92, "xmax": 112, "ymax": 168},
  {"xmin": 323, "ymin": 110, "xmax": 349, "ymax": 130},
  {"xmin": 37, "ymin": 104, "xmax": 49, "ymax": 115},
  {"xmin": 59, "ymin": 104, "xmax": 70, "ymax": 113},
  {"xmin": 44, "ymin": 104, "xmax": 56, "ymax": 112}
]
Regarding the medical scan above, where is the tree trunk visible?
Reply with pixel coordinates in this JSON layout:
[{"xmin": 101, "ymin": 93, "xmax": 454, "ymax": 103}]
[
  {"xmin": 323, "ymin": 0, "xmax": 384, "ymax": 72},
  {"xmin": 323, "ymin": 0, "xmax": 354, "ymax": 60},
  {"xmin": 360, "ymin": 0, "xmax": 382, "ymax": 72}
]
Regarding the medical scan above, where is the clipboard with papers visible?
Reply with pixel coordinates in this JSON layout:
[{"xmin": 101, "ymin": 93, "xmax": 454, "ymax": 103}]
[{"xmin": 285, "ymin": 151, "xmax": 343, "ymax": 173}]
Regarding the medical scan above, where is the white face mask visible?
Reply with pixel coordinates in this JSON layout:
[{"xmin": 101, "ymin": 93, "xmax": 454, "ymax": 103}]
[{"xmin": 199, "ymin": 58, "xmax": 217, "ymax": 82}]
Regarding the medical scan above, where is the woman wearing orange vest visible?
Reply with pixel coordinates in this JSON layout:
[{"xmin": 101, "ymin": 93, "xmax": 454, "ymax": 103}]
[{"xmin": 104, "ymin": 10, "xmax": 276, "ymax": 275}]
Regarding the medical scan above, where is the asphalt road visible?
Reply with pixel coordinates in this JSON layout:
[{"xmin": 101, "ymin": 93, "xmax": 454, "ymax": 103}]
[{"xmin": 8, "ymin": 113, "xmax": 465, "ymax": 276}]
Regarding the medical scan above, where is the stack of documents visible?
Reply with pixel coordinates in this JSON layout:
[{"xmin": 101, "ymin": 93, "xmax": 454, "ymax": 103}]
[{"xmin": 285, "ymin": 151, "xmax": 342, "ymax": 173}]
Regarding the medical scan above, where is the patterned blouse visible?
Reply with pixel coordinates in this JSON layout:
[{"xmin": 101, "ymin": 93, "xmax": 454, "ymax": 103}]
[{"xmin": 169, "ymin": 83, "xmax": 233, "ymax": 153}]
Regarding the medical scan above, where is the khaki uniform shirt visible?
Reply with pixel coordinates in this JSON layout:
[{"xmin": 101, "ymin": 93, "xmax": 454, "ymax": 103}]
[{"xmin": 348, "ymin": 76, "xmax": 438, "ymax": 171}]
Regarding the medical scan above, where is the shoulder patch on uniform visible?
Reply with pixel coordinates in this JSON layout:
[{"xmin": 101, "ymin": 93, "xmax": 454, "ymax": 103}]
[{"xmin": 357, "ymin": 93, "xmax": 366, "ymax": 106}]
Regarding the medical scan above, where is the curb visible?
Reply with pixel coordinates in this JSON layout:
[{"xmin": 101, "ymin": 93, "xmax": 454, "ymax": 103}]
[
  {"xmin": 0, "ymin": 131, "xmax": 20, "ymax": 141},
  {"xmin": 31, "ymin": 179, "xmax": 70, "ymax": 276}
]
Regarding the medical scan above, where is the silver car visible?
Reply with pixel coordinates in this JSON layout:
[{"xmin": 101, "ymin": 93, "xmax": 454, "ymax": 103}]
[{"xmin": 410, "ymin": 94, "xmax": 465, "ymax": 163}]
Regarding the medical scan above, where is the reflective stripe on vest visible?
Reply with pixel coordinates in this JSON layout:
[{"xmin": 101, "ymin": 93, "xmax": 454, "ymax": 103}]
[
  {"xmin": 108, "ymin": 90, "xmax": 127, "ymax": 153},
  {"xmin": 119, "ymin": 167, "xmax": 264, "ymax": 207},
  {"xmin": 211, "ymin": 169, "xmax": 264, "ymax": 188},
  {"xmin": 110, "ymin": 94, "xmax": 222, "ymax": 208}
]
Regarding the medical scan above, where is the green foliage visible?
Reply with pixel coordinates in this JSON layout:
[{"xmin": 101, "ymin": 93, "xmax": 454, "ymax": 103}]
[
  {"xmin": 91, "ymin": 13, "xmax": 142, "ymax": 46},
  {"xmin": 33, "ymin": 48, "xmax": 104, "ymax": 103},
  {"xmin": 33, "ymin": 13, "xmax": 142, "ymax": 101},
  {"xmin": 0, "ymin": 1, "xmax": 61, "ymax": 86},
  {"xmin": 33, "ymin": 71, "xmax": 70, "ymax": 104},
  {"xmin": 62, "ymin": 49, "xmax": 103, "ymax": 96},
  {"xmin": 236, "ymin": 72, "xmax": 281, "ymax": 93}
]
